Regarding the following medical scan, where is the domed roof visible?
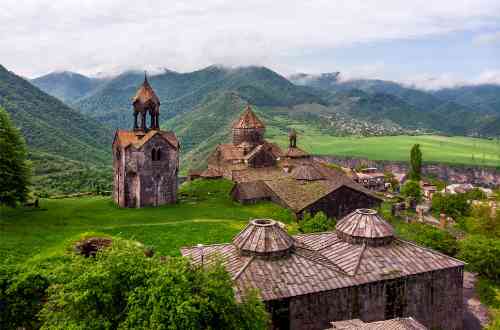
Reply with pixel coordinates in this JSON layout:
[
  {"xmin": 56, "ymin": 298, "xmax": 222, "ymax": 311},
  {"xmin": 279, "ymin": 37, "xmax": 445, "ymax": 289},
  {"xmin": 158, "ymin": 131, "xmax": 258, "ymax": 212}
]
[
  {"xmin": 232, "ymin": 219, "xmax": 294, "ymax": 258},
  {"xmin": 336, "ymin": 209, "xmax": 394, "ymax": 246},
  {"xmin": 232, "ymin": 105, "xmax": 265, "ymax": 129},
  {"xmin": 133, "ymin": 75, "xmax": 160, "ymax": 106},
  {"xmin": 291, "ymin": 164, "xmax": 324, "ymax": 181}
]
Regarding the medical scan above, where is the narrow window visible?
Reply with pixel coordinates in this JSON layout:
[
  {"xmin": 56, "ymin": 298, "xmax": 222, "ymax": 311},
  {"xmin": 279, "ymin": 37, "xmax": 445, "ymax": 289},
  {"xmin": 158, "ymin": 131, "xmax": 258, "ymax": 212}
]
[
  {"xmin": 157, "ymin": 148, "xmax": 162, "ymax": 161},
  {"xmin": 151, "ymin": 148, "xmax": 157, "ymax": 161}
]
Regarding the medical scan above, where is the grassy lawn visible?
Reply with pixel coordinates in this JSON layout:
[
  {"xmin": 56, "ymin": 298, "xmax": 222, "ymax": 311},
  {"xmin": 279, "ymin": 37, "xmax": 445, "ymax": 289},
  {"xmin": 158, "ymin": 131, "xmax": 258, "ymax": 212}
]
[
  {"xmin": 0, "ymin": 180, "xmax": 296, "ymax": 266},
  {"xmin": 268, "ymin": 129, "xmax": 500, "ymax": 167}
]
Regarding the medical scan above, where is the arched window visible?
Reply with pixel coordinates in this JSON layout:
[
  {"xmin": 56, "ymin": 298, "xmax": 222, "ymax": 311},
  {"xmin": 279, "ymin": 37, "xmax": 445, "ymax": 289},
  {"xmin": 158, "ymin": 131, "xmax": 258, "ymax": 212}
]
[{"xmin": 152, "ymin": 148, "xmax": 162, "ymax": 161}]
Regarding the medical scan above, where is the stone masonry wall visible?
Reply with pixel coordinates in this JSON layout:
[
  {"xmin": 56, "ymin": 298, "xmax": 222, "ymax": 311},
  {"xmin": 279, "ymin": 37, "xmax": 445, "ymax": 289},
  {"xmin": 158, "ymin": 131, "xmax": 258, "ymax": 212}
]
[
  {"xmin": 317, "ymin": 155, "xmax": 500, "ymax": 187},
  {"xmin": 283, "ymin": 266, "xmax": 463, "ymax": 330}
]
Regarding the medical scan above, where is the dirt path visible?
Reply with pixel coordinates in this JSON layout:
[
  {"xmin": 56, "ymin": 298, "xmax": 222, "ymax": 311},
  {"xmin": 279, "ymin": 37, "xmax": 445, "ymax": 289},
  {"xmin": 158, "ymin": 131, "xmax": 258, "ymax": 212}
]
[{"xmin": 463, "ymin": 272, "xmax": 490, "ymax": 330}]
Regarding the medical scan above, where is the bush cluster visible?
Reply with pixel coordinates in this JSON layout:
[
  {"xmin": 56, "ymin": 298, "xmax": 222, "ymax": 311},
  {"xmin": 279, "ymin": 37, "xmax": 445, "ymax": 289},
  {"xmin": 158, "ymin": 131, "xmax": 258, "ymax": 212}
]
[
  {"xmin": 0, "ymin": 237, "xmax": 269, "ymax": 330},
  {"xmin": 298, "ymin": 211, "xmax": 336, "ymax": 233}
]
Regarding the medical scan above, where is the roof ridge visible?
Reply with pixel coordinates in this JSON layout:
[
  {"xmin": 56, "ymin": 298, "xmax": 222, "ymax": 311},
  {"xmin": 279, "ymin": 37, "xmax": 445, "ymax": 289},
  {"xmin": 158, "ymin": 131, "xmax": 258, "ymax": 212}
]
[
  {"xmin": 351, "ymin": 243, "xmax": 366, "ymax": 276},
  {"xmin": 293, "ymin": 247, "xmax": 347, "ymax": 275},
  {"xmin": 232, "ymin": 256, "xmax": 255, "ymax": 281}
]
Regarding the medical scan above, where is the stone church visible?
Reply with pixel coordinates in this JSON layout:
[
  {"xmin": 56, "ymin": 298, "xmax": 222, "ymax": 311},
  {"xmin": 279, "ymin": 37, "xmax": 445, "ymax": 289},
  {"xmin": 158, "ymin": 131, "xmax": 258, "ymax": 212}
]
[{"xmin": 112, "ymin": 75, "xmax": 179, "ymax": 208}]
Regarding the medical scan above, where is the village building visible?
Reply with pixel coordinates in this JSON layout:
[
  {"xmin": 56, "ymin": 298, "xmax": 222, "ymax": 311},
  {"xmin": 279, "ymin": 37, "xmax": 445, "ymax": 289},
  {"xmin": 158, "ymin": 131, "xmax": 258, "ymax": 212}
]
[
  {"xmin": 181, "ymin": 209, "xmax": 464, "ymax": 330},
  {"xmin": 203, "ymin": 105, "xmax": 381, "ymax": 218},
  {"xmin": 112, "ymin": 75, "xmax": 180, "ymax": 208},
  {"xmin": 420, "ymin": 182, "xmax": 438, "ymax": 200},
  {"xmin": 353, "ymin": 167, "xmax": 386, "ymax": 191}
]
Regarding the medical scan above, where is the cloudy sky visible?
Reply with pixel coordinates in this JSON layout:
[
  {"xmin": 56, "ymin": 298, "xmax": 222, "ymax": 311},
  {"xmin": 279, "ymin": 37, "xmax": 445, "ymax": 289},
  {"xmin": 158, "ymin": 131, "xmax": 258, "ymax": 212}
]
[{"xmin": 1, "ymin": 0, "xmax": 500, "ymax": 88}]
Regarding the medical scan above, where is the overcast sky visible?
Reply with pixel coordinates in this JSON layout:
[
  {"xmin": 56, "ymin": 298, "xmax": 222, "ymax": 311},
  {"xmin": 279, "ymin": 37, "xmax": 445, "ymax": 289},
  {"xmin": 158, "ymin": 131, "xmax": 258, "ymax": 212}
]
[{"xmin": 1, "ymin": 0, "xmax": 500, "ymax": 89}]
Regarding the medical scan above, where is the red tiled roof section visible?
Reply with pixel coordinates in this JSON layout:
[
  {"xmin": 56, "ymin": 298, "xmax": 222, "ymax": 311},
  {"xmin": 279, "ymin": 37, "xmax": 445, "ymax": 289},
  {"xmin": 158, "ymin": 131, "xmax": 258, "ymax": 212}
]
[
  {"xmin": 114, "ymin": 130, "xmax": 179, "ymax": 150},
  {"xmin": 232, "ymin": 105, "xmax": 265, "ymax": 129},
  {"xmin": 133, "ymin": 77, "xmax": 160, "ymax": 106}
]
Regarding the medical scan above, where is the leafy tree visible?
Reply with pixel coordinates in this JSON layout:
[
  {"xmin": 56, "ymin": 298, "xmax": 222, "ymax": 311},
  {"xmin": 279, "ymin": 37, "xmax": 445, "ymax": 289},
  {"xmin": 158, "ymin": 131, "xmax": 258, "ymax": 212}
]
[
  {"xmin": 465, "ymin": 188, "xmax": 487, "ymax": 201},
  {"xmin": 0, "ymin": 265, "xmax": 49, "ymax": 329},
  {"xmin": 401, "ymin": 180, "xmax": 422, "ymax": 202},
  {"xmin": 431, "ymin": 192, "xmax": 470, "ymax": 218},
  {"xmin": 409, "ymin": 144, "xmax": 422, "ymax": 181},
  {"xmin": 38, "ymin": 238, "xmax": 268, "ymax": 330},
  {"xmin": 396, "ymin": 222, "xmax": 459, "ymax": 256},
  {"xmin": 299, "ymin": 211, "xmax": 335, "ymax": 233},
  {"xmin": 0, "ymin": 106, "xmax": 31, "ymax": 206},
  {"xmin": 384, "ymin": 171, "xmax": 399, "ymax": 192},
  {"xmin": 464, "ymin": 205, "xmax": 500, "ymax": 238},
  {"xmin": 458, "ymin": 235, "xmax": 500, "ymax": 281}
]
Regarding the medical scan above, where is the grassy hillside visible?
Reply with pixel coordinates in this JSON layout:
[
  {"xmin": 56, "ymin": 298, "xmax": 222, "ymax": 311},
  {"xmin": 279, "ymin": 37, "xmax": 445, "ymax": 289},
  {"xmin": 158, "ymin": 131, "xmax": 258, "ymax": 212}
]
[
  {"xmin": 268, "ymin": 129, "xmax": 500, "ymax": 167},
  {"xmin": 0, "ymin": 180, "xmax": 295, "ymax": 266}
]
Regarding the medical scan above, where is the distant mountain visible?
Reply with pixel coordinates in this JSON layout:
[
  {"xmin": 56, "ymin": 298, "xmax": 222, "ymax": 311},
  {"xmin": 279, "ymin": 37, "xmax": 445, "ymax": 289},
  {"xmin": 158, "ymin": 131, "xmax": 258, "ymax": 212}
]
[
  {"xmin": 73, "ymin": 65, "xmax": 326, "ymax": 130},
  {"xmin": 31, "ymin": 71, "xmax": 106, "ymax": 103},
  {"xmin": 0, "ymin": 65, "xmax": 112, "ymax": 164},
  {"xmin": 433, "ymin": 84, "xmax": 500, "ymax": 114},
  {"xmin": 289, "ymin": 72, "xmax": 340, "ymax": 90}
]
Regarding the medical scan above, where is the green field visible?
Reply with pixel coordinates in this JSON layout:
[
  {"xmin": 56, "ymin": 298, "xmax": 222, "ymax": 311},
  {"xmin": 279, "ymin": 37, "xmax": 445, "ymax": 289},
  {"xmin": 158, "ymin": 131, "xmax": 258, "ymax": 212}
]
[
  {"xmin": 268, "ymin": 129, "xmax": 500, "ymax": 167},
  {"xmin": 0, "ymin": 180, "xmax": 296, "ymax": 266}
]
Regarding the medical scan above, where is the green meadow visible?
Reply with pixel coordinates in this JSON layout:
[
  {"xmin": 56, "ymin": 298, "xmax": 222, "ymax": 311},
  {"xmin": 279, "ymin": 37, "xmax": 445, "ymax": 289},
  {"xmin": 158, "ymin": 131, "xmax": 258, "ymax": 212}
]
[
  {"xmin": 0, "ymin": 180, "xmax": 296, "ymax": 267},
  {"xmin": 268, "ymin": 128, "xmax": 500, "ymax": 167}
]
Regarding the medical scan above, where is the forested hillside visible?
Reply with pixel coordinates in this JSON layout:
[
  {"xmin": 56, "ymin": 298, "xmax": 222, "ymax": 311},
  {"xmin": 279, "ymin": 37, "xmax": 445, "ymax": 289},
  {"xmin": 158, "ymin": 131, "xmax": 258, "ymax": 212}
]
[
  {"xmin": 31, "ymin": 71, "xmax": 106, "ymax": 103},
  {"xmin": 0, "ymin": 65, "xmax": 113, "ymax": 195}
]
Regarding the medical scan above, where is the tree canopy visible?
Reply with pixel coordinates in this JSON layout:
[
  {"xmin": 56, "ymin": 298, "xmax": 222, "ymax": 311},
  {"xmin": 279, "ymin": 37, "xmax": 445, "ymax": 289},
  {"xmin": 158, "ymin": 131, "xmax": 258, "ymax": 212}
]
[
  {"xmin": 0, "ymin": 106, "xmax": 31, "ymax": 206},
  {"xmin": 409, "ymin": 144, "xmax": 422, "ymax": 181}
]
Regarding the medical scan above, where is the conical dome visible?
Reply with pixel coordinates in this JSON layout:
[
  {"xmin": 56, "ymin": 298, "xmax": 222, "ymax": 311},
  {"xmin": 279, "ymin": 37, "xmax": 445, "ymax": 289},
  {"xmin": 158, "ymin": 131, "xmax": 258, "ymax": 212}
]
[
  {"xmin": 133, "ymin": 75, "xmax": 160, "ymax": 107},
  {"xmin": 232, "ymin": 219, "xmax": 294, "ymax": 258},
  {"xmin": 232, "ymin": 105, "xmax": 265, "ymax": 129},
  {"xmin": 291, "ymin": 164, "xmax": 324, "ymax": 181},
  {"xmin": 336, "ymin": 209, "xmax": 394, "ymax": 246}
]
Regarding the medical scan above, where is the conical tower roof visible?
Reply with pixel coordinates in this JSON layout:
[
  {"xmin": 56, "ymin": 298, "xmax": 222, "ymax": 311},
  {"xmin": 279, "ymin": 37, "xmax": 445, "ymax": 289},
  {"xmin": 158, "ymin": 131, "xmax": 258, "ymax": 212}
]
[
  {"xmin": 232, "ymin": 219, "xmax": 294, "ymax": 258},
  {"xmin": 232, "ymin": 105, "xmax": 265, "ymax": 129},
  {"xmin": 133, "ymin": 74, "xmax": 160, "ymax": 106},
  {"xmin": 336, "ymin": 209, "xmax": 394, "ymax": 246},
  {"xmin": 291, "ymin": 164, "xmax": 324, "ymax": 181}
]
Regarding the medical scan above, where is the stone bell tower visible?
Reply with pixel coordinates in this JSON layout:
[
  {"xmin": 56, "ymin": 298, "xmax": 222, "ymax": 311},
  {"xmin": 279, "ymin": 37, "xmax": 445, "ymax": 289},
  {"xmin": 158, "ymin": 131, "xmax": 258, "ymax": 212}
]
[{"xmin": 112, "ymin": 74, "xmax": 180, "ymax": 208}]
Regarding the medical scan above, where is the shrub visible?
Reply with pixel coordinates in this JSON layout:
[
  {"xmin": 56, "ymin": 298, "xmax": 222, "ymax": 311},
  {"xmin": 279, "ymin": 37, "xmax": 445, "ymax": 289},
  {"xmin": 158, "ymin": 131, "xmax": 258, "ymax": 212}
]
[
  {"xmin": 396, "ymin": 222, "xmax": 459, "ymax": 256},
  {"xmin": 37, "ymin": 238, "xmax": 268, "ymax": 330},
  {"xmin": 458, "ymin": 235, "xmax": 500, "ymax": 281},
  {"xmin": 431, "ymin": 192, "xmax": 470, "ymax": 218},
  {"xmin": 0, "ymin": 265, "xmax": 49, "ymax": 329},
  {"xmin": 401, "ymin": 180, "xmax": 422, "ymax": 202},
  {"xmin": 465, "ymin": 188, "xmax": 487, "ymax": 201},
  {"xmin": 298, "ymin": 211, "xmax": 335, "ymax": 233}
]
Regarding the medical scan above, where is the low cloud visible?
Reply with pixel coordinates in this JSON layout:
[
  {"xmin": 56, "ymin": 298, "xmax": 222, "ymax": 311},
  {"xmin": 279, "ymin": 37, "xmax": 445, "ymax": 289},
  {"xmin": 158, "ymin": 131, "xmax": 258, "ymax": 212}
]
[
  {"xmin": 1, "ymin": 0, "xmax": 500, "ymax": 77},
  {"xmin": 402, "ymin": 70, "xmax": 500, "ymax": 90},
  {"xmin": 473, "ymin": 31, "xmax": 500, "ymax": 44}
]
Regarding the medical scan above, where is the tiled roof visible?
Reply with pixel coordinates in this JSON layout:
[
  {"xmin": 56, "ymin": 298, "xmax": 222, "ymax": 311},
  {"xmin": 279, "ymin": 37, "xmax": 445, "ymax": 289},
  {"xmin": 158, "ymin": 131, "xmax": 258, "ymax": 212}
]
[
  {"xmin": 114, "ymin": 130, "xmax": 179, "ymax": 150},
  {"xmin": 232, "ymin": 219, "xmax": 294, "ymax": 257},
  {"xmin": 181, "ymin": 215, "xmax": 464, "ymax": 301},
  {"xmin": 200, "ymin": 167, "xmax": 222, "ymax": 178},
  {"xmin": 231, "ymin": 167, "xmax": 287, "ymax": 183},
  {"xmin": 291, "ymin": 164, "xmax": 324, "ymax": 181},
  {"xmin": 133, "ymin": 77, "xmax": 160, "ymax": 106},
  {"xmin": 328, "ymin": 317, "xmax": 428, "ymax": 329},
  {"xmin": 231, "ymin": 181, "xmax": 271, "ymax": 200},
  {"xmin": 232, "ymin": 105, "xmax": 265, "ymax": 129},
  {"xmin": 216, "ymin": 141, "xmax": 283, "ymax": 163},
  {"xmin": 284, "ymin": 147, "xmax": 310, "ymax": 158},
  {"xmin": 336, "ymin": 209, "xmax": 394, "ymax": 245}
]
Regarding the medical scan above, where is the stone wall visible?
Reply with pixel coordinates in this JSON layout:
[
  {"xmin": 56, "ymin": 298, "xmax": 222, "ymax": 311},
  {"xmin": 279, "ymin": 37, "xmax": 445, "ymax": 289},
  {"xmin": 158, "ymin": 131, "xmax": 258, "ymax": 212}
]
[
  {"xmin": 268, "ymin": 266, "xmax": 464, "ymax": 330},
  {"xmin": 114, "ymin": 134, "xmax": 178, "ymax": 208},
  {"xmin": 317, "ymin": 156, "xmax": 500, "ymax": 187}
]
